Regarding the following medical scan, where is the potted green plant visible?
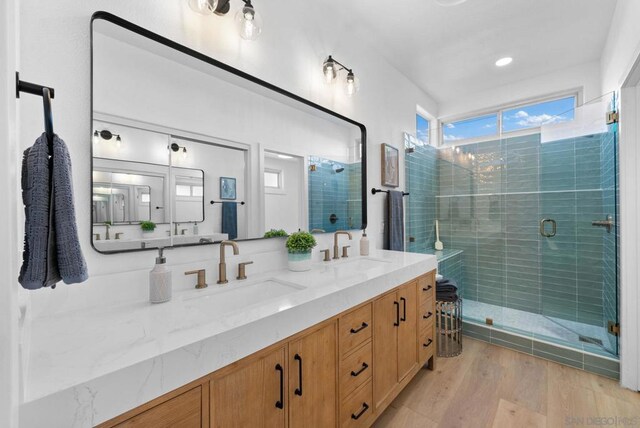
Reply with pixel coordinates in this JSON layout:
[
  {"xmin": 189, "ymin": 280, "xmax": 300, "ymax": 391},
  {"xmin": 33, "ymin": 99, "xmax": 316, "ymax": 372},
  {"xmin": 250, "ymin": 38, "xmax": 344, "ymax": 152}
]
[
  {"xmin": 140, "ymin": 221, "xmax": 156, "ymax": 236},
  {"xmin": 285, "ymin": 231, "xmax": 317, "ymax": 271},
  {"xmin": 264, "ymin": 229, "xmax": 288, "ymax": 238}
]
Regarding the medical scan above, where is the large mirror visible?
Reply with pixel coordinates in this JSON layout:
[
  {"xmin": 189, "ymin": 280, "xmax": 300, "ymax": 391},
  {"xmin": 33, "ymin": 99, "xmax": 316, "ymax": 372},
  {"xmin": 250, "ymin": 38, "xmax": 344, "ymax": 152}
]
[{"xmin": 91, "ymin": 12, "xmax": 367, "ymax": 253}]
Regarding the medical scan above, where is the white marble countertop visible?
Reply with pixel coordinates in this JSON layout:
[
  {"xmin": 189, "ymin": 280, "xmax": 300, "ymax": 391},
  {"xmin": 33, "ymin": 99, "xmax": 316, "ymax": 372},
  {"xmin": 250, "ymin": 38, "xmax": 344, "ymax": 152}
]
[{"xmin": 19, "ymin": 250, "xmax": 436, "ymax": 428}]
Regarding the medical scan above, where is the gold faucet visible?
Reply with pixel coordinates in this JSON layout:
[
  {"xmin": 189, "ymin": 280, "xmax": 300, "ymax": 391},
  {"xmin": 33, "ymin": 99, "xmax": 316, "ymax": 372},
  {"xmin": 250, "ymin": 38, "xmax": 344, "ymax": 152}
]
[
  {"xmin": 333, "ymin": 231, "xmax": 352, "ymax": 259},
  {"xmin": 218, "ymin": 240, "xmax": 239, "ymax": 284}
]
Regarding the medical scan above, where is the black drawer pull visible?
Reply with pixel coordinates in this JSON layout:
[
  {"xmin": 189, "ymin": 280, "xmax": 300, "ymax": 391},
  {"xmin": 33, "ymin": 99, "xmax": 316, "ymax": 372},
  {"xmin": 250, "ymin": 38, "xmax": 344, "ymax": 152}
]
[
  {"xmin": 294, "ymin": 354, "xmax": 303, "ymax": 396},
  {"xmin": 393, "ymin": 301, "xmax": 400, "ymax": 326},
  {"xmin": 423, "ymin": 339, "xmax": 433, "ymax": 348},
  {"xmin": 350, "ymin": 362, "xmax": 369, "ymax": 377},
  {"xmin": 350, "ymin": 322, "xmax": 368, "ymax": 334},
  {"xmin": 275, "ymin": 363, "xmax": 284, "ymax": 409},
  {"xmin": 423, "ymin": 311, "xmax": 433, "ymax": 320},
  {"xmin": 351, "ymin": 403, "xmax": 370, "ymax": 420},
  {"xmin": 400, "ymin": 297, "xmax": 407, "ymax": 322},
  {"xmin": 423, "ymin": 285, "xmax": 433, "ymax": 292}
]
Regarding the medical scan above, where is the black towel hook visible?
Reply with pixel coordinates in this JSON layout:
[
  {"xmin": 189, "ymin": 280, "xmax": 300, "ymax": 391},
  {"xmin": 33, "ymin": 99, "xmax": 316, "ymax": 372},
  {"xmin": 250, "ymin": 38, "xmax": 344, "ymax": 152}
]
[{"xmin": 15, "ymin": 72, "xmax": 56, "ymax": 153}]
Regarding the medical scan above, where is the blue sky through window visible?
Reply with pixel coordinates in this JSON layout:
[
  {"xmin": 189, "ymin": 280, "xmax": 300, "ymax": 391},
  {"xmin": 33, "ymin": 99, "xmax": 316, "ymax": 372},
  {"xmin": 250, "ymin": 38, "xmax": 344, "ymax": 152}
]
[
  {"xmin": 502, "ymin": 96, "xmax": 576, "ymax": 132},
  {"xmin": 443, "ymin": 114, "xmax": 497, "ymax": 142},
  {"xmin": 416, "ymin": 114, "xmax": 429, "ymax": 145}
]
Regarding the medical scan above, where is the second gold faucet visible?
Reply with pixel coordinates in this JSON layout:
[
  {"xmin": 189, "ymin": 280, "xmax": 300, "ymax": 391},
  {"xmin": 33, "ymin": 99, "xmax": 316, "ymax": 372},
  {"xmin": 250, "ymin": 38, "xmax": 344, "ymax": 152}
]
[
  {"xmin": 333, "ymin": 231, "xmax": 353, "ymax": 259},
  {"xmin": 218, "ymin": 240, "xmax": 239, "ymax": 284}
]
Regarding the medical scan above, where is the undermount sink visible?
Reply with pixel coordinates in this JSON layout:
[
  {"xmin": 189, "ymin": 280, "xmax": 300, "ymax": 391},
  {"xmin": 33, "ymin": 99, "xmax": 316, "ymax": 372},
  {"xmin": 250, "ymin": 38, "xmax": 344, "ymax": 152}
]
[
  {"xmin": 183, "ymin": 279, "xmax": 306, "ymax": 315},
  {"xmin": 332, "ymin": 257, "xmax": 392, "ymax": 272}
]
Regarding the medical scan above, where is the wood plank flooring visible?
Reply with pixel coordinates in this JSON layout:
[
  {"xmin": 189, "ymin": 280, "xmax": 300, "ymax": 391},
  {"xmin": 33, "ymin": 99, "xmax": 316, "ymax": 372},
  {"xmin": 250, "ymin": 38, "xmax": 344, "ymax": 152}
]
[{"xmin": 375, "ymin": 338, "xmax": 640, "ymax": 428}]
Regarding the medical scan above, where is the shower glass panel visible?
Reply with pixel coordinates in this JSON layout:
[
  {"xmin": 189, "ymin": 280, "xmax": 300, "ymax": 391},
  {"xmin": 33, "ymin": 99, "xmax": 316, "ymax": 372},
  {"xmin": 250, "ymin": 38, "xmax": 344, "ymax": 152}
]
[
  {"xmin": 405, "ymin": 92, "xmax": 619, "ymax": 357},
  {"xmin": 538, "ymin": 94, "xmax": 618, "ymax": 355}
]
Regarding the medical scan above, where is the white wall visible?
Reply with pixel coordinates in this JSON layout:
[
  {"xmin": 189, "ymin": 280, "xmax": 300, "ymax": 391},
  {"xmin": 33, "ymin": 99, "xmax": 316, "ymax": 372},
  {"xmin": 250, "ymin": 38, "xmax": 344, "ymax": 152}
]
[
  {"xmin": 264, "ymin": 155, "xmax": 304, "ymax": 232},
  {"xmin": 1, "ymin": 0, "xmax": 19, "ymax": 425},
  {"xmin": 439, "ymin": 60, "xmax": 603, "ymax": 119},
  {"xmin": 601, "ymin": 0, "xmax": 640, "ymax": 93}
]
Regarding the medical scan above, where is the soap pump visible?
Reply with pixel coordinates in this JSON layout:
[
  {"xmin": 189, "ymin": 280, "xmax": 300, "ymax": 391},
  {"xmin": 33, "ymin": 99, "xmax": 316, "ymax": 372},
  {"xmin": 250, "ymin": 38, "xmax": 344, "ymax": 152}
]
[
  {"xmin": 360, "ymin": 229, "xmax": 370, "ymax": 256},
  {"xmin": 150, "ymin": 247, "xmax": 172, "ymax": 304}
]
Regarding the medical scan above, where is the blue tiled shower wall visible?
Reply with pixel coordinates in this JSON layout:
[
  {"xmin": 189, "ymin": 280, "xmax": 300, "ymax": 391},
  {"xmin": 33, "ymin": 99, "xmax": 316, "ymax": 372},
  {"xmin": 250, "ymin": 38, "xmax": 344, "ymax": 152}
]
[
  {"xmin": 308, "ymin": 156, "xmax": 362, "ymax": 233},
  {"xmin": 405, "ymin": 129, "xmax": 619, "ymax": 352}
]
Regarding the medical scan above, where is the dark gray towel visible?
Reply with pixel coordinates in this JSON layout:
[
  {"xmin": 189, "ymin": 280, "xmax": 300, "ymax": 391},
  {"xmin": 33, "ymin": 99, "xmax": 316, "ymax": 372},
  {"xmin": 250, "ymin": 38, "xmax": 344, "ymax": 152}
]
[
  {"xmin": 19, "ymin": 134, "xmax": 88, "ymax": 289},
  {"xmin": 221, "ymin": 202, "xmax": 238, "ymax": 240},
  {"xmin": 384, "ymin": 190, "xmax": 404, "ymax": 251}
]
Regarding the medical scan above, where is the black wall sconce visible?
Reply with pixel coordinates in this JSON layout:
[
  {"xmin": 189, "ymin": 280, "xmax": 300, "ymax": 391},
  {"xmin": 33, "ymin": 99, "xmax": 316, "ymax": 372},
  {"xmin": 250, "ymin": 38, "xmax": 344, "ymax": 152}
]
[
  {"xmin": 93, "ymin": 129, "xmax": 122, "ymax": 147},
  {"xmin": 187, "ymin": 0, "xmax": 262, "ymax": 41},
  {"xmin": 170, "ymin": 142, "xmax": 188, "ymax": 160},
  {"xmin": 322, "ymin": 55, "xmax": 359, "ymax": 97}
]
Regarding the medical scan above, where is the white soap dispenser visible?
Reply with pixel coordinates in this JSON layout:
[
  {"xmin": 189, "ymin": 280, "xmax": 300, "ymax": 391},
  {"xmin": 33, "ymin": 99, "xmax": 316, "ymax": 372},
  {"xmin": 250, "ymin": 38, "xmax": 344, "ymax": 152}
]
[
  {"xmin": 150, "ymin": 247, "xmax": 172, "ymax": 304},
  {"xmin": 360, "ymin": 229, "xmax": 370, "ymax": 256}
]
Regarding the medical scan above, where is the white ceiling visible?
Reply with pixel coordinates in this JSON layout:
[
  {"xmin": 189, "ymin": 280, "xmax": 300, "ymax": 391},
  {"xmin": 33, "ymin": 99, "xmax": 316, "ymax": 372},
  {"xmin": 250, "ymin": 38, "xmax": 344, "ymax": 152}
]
[{"xmin": 332, "ymin": 0, "xmax": 617, "ymax": 104}]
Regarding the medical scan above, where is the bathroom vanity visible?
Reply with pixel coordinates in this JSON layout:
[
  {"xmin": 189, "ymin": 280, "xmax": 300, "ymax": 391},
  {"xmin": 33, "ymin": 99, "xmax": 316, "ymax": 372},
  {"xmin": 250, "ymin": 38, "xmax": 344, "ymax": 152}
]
[{"xmin": 19, "ymin": 251, "xmax": 437, "ymax": 427}]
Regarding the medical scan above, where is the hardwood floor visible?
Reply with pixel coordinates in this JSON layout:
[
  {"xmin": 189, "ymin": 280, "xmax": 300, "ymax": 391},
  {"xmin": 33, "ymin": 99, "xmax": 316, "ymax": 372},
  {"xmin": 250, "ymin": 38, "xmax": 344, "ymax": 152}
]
[{"xmin": 375, "ymin": 338, "xmax": 640, "ymax": 428}]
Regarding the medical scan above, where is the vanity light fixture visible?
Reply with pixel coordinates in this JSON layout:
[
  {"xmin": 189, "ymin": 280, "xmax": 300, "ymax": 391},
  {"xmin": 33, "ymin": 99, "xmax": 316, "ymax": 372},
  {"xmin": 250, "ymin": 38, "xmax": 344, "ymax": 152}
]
[
  {"xmin": 187, "ymin": 0, "xmax": 262, "ymax": 41},
  {"xmin": 170, "ymin": 142, "xmax": 188, "ymax": 160},
  {"xmin": 94, "ymin": 129, "xmax": 122, "ymax": 147},
  {"xmin": 322, "ymin": 55, "xmax": 359, "ymax": 97}
]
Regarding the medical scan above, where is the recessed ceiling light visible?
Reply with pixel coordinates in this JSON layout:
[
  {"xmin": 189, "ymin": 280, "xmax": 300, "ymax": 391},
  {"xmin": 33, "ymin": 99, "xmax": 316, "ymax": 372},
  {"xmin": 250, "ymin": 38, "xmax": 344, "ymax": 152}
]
[
  {"xmin": 435, "ymin": 0, "xmax": 468, "ymax": 6},
  {"xmin": 495, "ymin": 57, "xmax": 513, "ymax": 67},
  {"xmin": 277, "ymin": 154, "xmax": 293, "ymax": 159}
]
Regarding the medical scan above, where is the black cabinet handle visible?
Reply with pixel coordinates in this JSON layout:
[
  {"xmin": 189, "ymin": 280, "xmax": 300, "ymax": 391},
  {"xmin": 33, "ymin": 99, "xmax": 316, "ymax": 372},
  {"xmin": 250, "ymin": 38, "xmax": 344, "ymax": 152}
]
[
  {"xmin": 423, "ymin": 339, "xmax": 433, "ymax": 348},
  {"xmin": 350, "ymin": 362, "xmax": 369, "ymax": 377},
  {"xmin": 294, "ymin": 354, "xmax": 303, "ymax": 396},
  {"xmin": 275, "ymin": 363, "xmax": 284, "ymax": 409},
  {"xmin": 350, "ymin": 322, "xmax": 368, "ymax": 334},
  {"xmin": 393, "ymin": 301, "xmax": 400, "ymax": 326},
  {"xmin": 423, "ymin": 311, "xmax": 433, "ymax": 320},
  {"xmin": 423, "ymin": 285, "xmax": 433, "ymax": 292},
  {"xmin": 400, "ymin": 297, "xmax": 407, "ymax": 322},
  {"xmin": 351, "ymin": 403, "xmax": 370, "ymax": 420}
]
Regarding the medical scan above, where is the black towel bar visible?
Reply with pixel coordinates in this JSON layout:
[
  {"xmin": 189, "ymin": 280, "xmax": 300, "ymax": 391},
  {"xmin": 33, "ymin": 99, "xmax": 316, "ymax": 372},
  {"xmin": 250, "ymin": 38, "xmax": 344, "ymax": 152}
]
[
  {"xmin": 210, "ymin": 200, "xmax": 245, "ymax": 205},
  {"xmin": 371, "ymin": 188, "xmax": 409, "ymax": 196}
]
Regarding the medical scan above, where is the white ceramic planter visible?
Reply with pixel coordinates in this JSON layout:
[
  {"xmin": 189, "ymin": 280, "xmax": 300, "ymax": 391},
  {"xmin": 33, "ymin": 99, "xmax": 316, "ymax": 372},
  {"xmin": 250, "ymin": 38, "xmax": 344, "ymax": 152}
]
[{"xmin": 288, "ymin": 251, "xmax": 312, "ymax": 272}]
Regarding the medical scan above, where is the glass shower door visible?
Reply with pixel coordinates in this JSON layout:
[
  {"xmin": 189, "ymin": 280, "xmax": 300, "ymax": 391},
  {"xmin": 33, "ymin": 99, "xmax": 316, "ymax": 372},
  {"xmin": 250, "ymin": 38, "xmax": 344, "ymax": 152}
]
[{"xmin": 539, "ymin": 94, "xmax": 618, "ymax": 355}]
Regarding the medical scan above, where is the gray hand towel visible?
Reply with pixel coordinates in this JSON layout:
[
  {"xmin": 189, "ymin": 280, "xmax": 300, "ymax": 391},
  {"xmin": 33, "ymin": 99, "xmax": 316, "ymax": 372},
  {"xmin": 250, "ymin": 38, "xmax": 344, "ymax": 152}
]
[
  {"xmin": 384, "ymin": 190, "xmax": 405, "ymax": 251},
  {"xmin": 19, "ymin": 134, "xmax": 88, "ymax": 289},
  {"xmin": 52, "ymin": 134, "xmax": 88, "ymax": 284}
]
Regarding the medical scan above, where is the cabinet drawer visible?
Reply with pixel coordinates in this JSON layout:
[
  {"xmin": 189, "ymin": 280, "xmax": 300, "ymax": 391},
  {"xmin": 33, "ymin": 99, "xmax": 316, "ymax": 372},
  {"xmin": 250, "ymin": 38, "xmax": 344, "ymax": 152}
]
[
  {"xmin": 419, "ymin": 297, "xmax": 435, "ymax": 333},
  {"xmin": 340, "ymin": 380, "xmax": 373, "ymax": 428},
  {"xmin": 418, "ymin": 273, "xmax": 435, "ymax": 304},
  {"xmin": 419, "ymin": 325, "xmax": 435, "ymax": 365},
  {"xmin": 340, "ymin": 341, "xmax": 372, "ymax": 398},
  {"xmin": 339, "ymin": 303, "xmax": 372, "ymax": 357}
]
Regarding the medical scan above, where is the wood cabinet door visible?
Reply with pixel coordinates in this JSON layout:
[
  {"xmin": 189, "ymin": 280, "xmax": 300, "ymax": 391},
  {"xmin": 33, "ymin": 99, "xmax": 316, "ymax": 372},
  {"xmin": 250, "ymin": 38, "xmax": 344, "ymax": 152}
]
[
  {"xmin": 397, "ymin": 281, "xmax": 419, "ymax": 381},
  {"xmin": 114, "ymin": 385, "xmax": 204, "ymax": 428},
  {"xmin": 211, "ymin": 347, "xmax": 287, "ymax": 428},
  {"xmin": 373, "ymin": 291, "xmax": 399, "ymax": 409},
  {"xmin": 288, "ymin": 322, "xmax": 338, "ymax": 428}
]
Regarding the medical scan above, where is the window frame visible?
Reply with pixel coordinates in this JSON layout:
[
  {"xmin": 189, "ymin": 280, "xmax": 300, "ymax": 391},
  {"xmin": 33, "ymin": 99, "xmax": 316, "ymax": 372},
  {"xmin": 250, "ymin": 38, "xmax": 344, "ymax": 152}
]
[{"xmin": 438, "ymin": 91, "xmax": 580, "ymax": 147}]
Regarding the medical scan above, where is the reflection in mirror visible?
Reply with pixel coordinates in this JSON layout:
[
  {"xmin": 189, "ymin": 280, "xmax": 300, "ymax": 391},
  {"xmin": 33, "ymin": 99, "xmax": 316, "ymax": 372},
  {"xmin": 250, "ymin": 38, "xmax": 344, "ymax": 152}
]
[{"xmin": 92, "ymin": 14, "xmax": 366, "ymax": 253}]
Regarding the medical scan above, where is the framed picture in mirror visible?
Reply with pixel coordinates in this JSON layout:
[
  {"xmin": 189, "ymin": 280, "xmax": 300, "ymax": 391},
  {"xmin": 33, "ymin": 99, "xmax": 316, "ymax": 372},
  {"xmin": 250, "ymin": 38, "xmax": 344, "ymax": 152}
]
[
  {"xmin": 220, "ymin": 177, "xmax": 237, "ymax": 200},
  {"xmin": 381, "ymin": 143, "xmax": 399, "ymax": 187}
]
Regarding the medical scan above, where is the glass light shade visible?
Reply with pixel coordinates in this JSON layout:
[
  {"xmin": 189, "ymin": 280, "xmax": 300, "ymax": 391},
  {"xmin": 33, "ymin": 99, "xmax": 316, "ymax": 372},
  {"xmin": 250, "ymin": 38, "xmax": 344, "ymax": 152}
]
[
  {"xmin": 323, "ymin": 58, "xmax": 337, "ymax": 84},
  {"xmin": 116, "ymin": 135, "xmax": 122, "ymax": 147},
  {"xmin": 188, "ymin": 0, "xmax": 217, "ymax": 15},
  {"xmin": 93, "ymin": 130, "xmax": 99, "ymax": 145},
  {"xmin": 344, "ymin": 72, "xmax": 360, "ymax": 97},
  {"xmin": 235, "ymin": 4, "xmax": 262, "ymax": 41},
  {"xmin": 182, "ymin": 147, "xmax": 188, "ymax": 160}
]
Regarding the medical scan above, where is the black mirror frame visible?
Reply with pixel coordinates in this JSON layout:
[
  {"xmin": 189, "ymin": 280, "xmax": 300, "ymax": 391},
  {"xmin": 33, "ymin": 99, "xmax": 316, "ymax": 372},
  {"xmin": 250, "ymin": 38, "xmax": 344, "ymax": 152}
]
[{"xmin": 90, "ymin": 11, "xmax": 367, "ymax": 254}]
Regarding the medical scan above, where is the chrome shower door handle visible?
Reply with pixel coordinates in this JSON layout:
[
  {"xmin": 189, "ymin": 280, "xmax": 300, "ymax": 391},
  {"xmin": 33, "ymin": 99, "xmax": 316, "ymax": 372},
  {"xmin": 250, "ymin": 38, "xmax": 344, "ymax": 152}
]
[
  {"xmin": 540, "ymin": 219, "xmax": 557, "ymax": 237},
  {"xmin": 592, "ymin": 215, "xmax": 614, "ymax": 233}
]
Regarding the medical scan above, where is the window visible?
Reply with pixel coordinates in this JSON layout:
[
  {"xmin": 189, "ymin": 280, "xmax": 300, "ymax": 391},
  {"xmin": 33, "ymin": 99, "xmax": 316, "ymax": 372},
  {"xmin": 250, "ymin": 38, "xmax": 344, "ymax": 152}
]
[
  {"xmin": 416, "ymin": 114, "xmax": 430, "ymax": 145},
  {"xmin": 502, "ymin": 96, "xmax": 576, "ymax": 132},
  {"xmin": 192, "ymin": 186, "xmax": 203, "ymax": 197},
  {"xmin": 264, "ymin": 170, "xmax": 281, "ymax": 189},
  {"xmin": 443, "ymin": 113, "xmax": 498, "ymax": 143},
  {"xmin": 140, "ymin": 193, "xmax": 151, "ymax": 204},
  {"xmin": 175, "ymin": 185, "xmax": 191, "ymax": 197}
]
